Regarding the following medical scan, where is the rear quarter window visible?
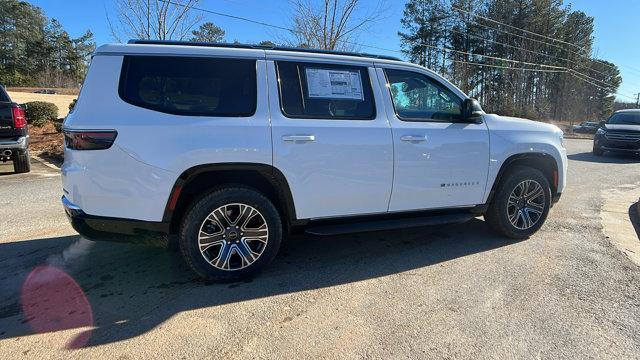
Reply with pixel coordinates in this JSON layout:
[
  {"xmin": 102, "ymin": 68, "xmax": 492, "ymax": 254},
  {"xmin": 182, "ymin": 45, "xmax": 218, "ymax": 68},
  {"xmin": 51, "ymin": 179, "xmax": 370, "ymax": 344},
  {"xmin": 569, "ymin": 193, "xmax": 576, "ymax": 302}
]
[{"xmin": 119, "ymin": 56, "xmax": 257, "ymax": 117}]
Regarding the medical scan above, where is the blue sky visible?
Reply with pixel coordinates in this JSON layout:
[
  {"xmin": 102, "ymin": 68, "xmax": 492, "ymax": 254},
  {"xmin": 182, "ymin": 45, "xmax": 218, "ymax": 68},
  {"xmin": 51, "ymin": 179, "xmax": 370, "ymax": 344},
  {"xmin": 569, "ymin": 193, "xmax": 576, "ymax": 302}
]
[{"xmin": 27, "ymin": 0, "xmax": 640, "ymax": 101}]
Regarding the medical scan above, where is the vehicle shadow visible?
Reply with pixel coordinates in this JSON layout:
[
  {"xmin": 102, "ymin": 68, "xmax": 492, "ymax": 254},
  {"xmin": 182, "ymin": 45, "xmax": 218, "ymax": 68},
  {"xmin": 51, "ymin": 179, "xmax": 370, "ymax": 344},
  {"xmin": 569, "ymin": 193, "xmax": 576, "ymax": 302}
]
[
  {"xmin": 567, "ymin": 152, "xmax": 639, "ymax": 164},
  {"xmin": 0, "ymin": 219, "xmax": 516, "ymax": 348}
]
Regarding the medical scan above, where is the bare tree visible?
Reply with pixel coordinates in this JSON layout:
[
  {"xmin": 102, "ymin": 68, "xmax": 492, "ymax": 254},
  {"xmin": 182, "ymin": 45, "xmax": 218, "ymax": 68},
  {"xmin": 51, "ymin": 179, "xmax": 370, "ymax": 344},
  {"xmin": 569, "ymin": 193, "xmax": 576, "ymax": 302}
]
[
  {"xmin": 108, "ymin": 0, "xmax": 203, "ymax": 42},
  {"xmin": 288, "ymin": 0, "xmax": 387, "ymax": 51}
]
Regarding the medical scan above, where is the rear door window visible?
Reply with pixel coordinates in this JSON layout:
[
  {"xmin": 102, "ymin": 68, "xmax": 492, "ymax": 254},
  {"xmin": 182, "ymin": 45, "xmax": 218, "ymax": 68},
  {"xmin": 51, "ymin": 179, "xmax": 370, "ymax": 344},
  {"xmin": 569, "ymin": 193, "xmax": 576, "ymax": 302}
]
[
  {"xmin": 119, "ymin": 56, "xmax": 257, "ymax": 117},
  {"xmin": 276, "ymin": 61, "xmax": 375, "ymax": 120}
]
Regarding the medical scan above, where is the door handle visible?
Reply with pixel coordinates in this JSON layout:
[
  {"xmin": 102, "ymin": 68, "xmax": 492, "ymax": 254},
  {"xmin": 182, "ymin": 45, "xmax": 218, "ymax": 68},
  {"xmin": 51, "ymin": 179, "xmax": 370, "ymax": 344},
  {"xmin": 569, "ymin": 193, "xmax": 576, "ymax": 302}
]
[
  {"xmin": 400, "ymin": 135, "xmax": 427, "ymax": 143},
  {"xmin": 282, "ymin": 135, "xmax": 316, "ymax": 143}
]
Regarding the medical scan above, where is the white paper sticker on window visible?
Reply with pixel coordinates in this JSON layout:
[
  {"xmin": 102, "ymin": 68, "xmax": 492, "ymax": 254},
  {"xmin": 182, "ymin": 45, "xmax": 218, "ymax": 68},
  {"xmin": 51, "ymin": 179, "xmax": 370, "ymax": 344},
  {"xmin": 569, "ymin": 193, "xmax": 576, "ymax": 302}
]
[{"xmin": 305, "ymin": 68, "xmax": 364, "ymax": 100}]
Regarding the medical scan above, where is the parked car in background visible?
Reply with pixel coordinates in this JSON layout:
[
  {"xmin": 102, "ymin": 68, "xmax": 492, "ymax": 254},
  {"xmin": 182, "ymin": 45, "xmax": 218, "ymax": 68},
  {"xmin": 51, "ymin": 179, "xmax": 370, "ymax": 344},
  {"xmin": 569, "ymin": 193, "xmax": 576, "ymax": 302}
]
[
  {"xmin": 61, "ymin": 41, "xmax": 567, "ymax": 281},
  {"xmin": 33, "ymin": 89, "xmax": 57, "ymax": 94},
  {"xmin": 593, "ymin": 109, "xmax": 640, "ymax": 156},
  {"xmin": 572, "ymin": 121, "xmax": 600, "ymax": 134},
  {"xmin": 0, "ymin": 86, "xmax": 30, "ymax": 173}
]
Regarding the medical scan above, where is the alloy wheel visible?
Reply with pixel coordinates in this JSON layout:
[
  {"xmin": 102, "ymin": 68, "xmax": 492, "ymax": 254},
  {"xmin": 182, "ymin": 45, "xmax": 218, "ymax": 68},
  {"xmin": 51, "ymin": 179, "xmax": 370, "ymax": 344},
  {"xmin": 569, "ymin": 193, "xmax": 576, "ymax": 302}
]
[
  {"xmin": 506, "ymin": 179, "xmax": 546, "ymax": 230},
  {"xmin": 198, "ymin": 203, "xmax": 269, "ymax": 271}
]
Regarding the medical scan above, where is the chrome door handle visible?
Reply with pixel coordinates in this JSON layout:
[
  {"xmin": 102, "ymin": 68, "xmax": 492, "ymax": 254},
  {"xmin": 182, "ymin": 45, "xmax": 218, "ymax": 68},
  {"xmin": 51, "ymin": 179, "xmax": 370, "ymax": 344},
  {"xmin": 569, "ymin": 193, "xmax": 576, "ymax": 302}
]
[
  {"xmin": 400, "ymin": 135, "xmax": 427, "ymax": 143},
  {"xmin": 282, "ymin": 135, "xmax": 316, "ymax": 142}
]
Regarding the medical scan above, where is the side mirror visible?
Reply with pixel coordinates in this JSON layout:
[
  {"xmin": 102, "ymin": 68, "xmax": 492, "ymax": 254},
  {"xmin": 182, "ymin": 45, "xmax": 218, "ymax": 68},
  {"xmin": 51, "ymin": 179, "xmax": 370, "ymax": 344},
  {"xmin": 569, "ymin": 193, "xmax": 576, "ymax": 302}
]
[
  {"xmin": 599, "ymin": 120, "xmax": 606, "ymax": 128},
  {"xmin": 462, "ymin": 98, "xmax": 483, "ymax": 123}
]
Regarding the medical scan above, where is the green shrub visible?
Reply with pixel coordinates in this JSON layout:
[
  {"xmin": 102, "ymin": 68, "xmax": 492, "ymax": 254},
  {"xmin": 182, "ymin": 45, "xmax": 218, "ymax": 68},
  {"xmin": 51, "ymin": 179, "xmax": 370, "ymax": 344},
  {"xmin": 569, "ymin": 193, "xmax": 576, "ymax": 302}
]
[
  {"xmin": 52, "ymin": 118, "xmax": 64, "ymax": 132},
  {"xmin": 69, "ymin": 98, "xmax": 77, "ymax": 112},
  {"xmin": 25, "ymin": 101, "xmax": 58, "ymax": 127}
]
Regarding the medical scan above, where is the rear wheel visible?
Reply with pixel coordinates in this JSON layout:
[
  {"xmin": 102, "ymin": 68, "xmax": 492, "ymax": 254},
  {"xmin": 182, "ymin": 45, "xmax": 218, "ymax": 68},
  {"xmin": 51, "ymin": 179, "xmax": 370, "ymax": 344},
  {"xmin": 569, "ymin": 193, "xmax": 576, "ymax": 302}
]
[
  {"xmin": 179, "ymin": 187, "xmax": 282, "ymax": 282},
  {"xmin": 484, "ymin": 166, "xmax": 551, "ymax": 239},
  {"xmin": 13, "ymin": 150, "xmax": 31, "ymax": 173}
]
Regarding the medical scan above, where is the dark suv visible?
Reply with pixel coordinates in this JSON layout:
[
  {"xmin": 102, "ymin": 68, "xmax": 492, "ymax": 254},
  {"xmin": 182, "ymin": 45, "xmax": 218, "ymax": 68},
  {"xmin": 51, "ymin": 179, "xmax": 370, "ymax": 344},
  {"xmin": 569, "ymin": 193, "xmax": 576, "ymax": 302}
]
[
  {"xmin": 593, "ymin": 109, "xmax": 640, "ymax": 157},
  {"xmin": 0, "ymin": 86, "xmax": 30, "ymax": 173}
]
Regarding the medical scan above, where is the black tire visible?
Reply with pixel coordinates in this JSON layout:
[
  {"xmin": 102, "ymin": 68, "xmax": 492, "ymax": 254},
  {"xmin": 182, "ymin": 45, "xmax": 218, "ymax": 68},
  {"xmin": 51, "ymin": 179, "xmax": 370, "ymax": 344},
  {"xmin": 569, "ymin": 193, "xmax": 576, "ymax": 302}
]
[
  {"xmin": 484, "ymin": 166, "xmax": 552, "ymax": 239},
  {"xmin": 12, "ymin": 150, "xmax": 31, "ymax": 173},
  {"xmin": 179, "ymin": 187, "xmax": 282, "ymax": 282},
  {"xmin": 592, "ymin": 143, "xmax": 604, "ymax": 156}
]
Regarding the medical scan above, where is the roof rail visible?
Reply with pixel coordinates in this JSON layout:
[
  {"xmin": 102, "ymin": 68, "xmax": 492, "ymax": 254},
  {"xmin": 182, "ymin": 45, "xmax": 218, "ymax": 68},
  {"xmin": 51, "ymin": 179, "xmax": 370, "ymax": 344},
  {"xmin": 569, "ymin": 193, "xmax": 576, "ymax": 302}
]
[{"xmin": 127, "ymin": 39, "xmax": 402, "ymax": 61}]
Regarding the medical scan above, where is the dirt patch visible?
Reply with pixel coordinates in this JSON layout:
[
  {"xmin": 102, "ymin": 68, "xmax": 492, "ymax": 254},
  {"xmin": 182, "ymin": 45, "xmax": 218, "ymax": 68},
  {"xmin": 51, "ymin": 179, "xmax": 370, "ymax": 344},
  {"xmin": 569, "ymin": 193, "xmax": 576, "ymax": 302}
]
[
  {"xmin": 29, "ymin": 123, "xmax": 64, "ymax": 164},
  {"xmin": 7, "ymin": 91, "xmax": 76, "ymax": 118}
]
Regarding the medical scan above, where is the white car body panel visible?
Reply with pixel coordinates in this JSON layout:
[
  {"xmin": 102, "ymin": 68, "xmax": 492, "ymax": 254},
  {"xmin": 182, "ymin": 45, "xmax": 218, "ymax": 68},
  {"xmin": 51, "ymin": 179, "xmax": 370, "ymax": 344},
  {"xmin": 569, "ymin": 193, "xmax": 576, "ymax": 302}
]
[
  {"xmin": 266, "ymin": 59, "xmax": 394, "ymax": 219},
  {"xmin": 373, "ymin": 66, "xmax": 490, "ymax": 212},
  {"xmin": 64, "ymin": 49, "xmax": 272, "ymax": 221},
  {"xmin": 481, "ymin": 114, "xmax": 567, "ymax": 202},
  {"xmin": 62, "ymin": 43, "xmax": 567, "ymax": 224}
]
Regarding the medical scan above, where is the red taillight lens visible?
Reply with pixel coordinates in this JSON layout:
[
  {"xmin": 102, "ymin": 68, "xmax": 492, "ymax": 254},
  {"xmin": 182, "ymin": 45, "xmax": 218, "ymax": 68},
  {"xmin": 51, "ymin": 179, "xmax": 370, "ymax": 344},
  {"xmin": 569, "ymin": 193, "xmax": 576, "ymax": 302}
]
[
  {"xmin": 63, "ymin": 130, "xmax": 118, "ymax": 150},
  {"xmin": 12, "ymin": 105, "xmax": 26, "ymax": 129}
]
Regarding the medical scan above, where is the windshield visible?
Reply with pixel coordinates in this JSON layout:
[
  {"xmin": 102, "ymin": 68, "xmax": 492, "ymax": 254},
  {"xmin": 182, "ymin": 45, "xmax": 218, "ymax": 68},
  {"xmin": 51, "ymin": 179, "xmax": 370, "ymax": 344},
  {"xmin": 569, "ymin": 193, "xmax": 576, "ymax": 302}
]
[{"xmin": 607, "ymin": 113, "xmax": 640, "ymax": 125}]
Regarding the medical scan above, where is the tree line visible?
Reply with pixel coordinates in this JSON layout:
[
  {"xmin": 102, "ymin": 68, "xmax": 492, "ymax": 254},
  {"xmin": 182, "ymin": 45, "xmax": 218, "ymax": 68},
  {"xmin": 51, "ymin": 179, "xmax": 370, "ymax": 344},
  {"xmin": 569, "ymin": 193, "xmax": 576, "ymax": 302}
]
[
  {"xmin": 398, "ymin": 0, "xmax": 622, "ymax": 122},
  {"xmin": 0, "ymin": 0, "xmax": 95, "ymax": 88},
  {"xmin": 1, "ymin": 0, "xmax": 626, "ymax": 123}
]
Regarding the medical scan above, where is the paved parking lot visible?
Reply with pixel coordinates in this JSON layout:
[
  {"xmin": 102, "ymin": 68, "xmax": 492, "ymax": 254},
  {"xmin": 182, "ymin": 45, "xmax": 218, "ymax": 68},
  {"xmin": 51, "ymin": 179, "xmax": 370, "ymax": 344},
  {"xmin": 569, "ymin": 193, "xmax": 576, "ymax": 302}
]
[{"xmin": 1, "ymin": 139, "xmax": 640, "ymax": 359}]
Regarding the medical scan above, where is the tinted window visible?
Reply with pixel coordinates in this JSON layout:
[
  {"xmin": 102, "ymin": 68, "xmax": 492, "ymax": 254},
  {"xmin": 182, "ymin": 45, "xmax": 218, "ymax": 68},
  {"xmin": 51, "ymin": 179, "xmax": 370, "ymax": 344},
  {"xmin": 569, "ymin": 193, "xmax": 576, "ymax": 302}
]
[
  {"xmin": 608, "ymin": 113, "xmax": 640, "ymax": 125},
  {"xmin": 276, "ymin": 61, "xmax": 375, "ymax": 120},
  {"xmin": 0, "ymin": 87, "xmax": 9, "ymax": 102},
  {"xmin": 119, "ymin": 56, "xmax": 257, "ymax": 117},
  {"xmin": 385, "ymin": 69, "xmax": 462, "ymax": 122}
]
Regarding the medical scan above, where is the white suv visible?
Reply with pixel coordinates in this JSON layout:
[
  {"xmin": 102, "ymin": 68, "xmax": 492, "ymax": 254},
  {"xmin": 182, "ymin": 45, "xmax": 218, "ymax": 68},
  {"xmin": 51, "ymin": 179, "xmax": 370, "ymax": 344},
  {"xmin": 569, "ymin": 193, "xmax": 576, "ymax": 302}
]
[{"xmin": 62, "ymin": 40, "xmax": 567, "ymax": 281}]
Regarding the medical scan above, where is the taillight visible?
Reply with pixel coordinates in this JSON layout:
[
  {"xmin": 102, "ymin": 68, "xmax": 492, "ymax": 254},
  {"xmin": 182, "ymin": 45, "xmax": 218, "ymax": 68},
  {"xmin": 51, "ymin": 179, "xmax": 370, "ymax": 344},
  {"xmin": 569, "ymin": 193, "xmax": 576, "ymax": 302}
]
[
  {"xmin": 63, "ymin": 130, "xmax": 118, "ymax": 150},
  {"xmin": 12, "ymin": 104, "xmax": 26, "ymax": 129}
]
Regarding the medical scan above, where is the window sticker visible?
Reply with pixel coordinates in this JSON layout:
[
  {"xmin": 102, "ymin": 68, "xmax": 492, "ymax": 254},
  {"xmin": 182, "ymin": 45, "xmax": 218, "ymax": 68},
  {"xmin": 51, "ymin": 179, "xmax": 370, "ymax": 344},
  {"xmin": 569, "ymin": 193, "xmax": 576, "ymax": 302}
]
[{"xmin": 305, "ymin": 68, "xmax": 364, "ymax": 100}]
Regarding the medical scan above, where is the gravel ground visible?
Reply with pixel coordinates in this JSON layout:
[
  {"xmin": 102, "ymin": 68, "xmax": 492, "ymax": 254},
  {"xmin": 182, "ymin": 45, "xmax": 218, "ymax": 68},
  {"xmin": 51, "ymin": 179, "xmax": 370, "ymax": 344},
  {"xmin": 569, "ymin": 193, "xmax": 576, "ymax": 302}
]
[{"xmin": 0, "ymin": 139, "xmax": 639, "ymax": 359}]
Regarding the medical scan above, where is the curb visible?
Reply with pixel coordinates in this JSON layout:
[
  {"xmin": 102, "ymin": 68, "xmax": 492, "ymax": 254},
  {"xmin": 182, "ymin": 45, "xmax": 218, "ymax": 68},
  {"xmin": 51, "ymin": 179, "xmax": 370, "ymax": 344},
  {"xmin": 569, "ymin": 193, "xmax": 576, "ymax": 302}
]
[
  {"xmin": 601, "ymin": 186, "xmax": 640, "ymax": 267},
  {"xmin": 31, "ymin": 154, "xmax": 61, "ymax": 171}
]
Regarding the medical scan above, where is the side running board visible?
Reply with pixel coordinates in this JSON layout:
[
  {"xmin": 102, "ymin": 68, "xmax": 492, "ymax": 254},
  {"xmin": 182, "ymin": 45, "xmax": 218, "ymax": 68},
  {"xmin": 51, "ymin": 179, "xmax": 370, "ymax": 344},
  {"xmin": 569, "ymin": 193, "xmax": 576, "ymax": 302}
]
[{"xmin": 305, "ymin": 213, "xmax": 475, "ymax": 236}]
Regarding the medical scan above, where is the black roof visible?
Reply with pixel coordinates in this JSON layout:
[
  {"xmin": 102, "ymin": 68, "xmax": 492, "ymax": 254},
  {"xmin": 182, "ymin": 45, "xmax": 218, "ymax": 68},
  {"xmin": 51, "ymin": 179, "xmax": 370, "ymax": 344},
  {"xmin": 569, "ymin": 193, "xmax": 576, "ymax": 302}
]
[{"xmin": 128, "ymin": 39, "xmax": 402, "ymax": 61}]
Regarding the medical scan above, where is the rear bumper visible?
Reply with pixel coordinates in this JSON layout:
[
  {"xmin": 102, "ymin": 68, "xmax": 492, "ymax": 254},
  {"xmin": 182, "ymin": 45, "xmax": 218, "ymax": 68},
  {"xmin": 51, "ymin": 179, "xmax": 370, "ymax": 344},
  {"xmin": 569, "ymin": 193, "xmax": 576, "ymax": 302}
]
[
  {"xmin": 0, "ymin": 136, "xmax": 28, "ymax": 150},
  {"xmin": 62, "ymin": 195, "xmax": 170, "ymax": 243}
]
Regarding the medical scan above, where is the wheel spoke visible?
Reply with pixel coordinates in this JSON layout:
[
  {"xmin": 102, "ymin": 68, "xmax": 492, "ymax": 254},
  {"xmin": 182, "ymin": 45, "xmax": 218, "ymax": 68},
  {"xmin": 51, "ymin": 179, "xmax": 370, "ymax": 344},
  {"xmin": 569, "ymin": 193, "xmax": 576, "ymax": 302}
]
[
  {"xmin": 527, "ymin": 201, "xmax": 544, "ymax": 213},
  {"xmin": 242, "ymin": 222, "xmax": 267, "ymax": 236},
  {"xmin": 235, "ymin": 240, "xmax": 258, "ymax": 266},
  {"xmin": 212, "ymin": 242, "xmax": 232, "ymax": 269},
  {"xmin": 236, "ymin": 205, "xmax": 257, "ymax": 227},
  {"xmin": 522, "ymin": 209, "xmax": 533, "ymax": 228},
  {"xmin": 526, "ymin": 185, "xmax": 544, "ymax": 201},
  {"xmin": 211, "ymin": 208, "xmax": 232, "ymax": 229},
  {"xmin": 200, "ymin": 239, "xmax": 224, "ymax": 253},
  {"xmin": 508, "ymin": 193, "xmax": 520, "ymax": 207}
]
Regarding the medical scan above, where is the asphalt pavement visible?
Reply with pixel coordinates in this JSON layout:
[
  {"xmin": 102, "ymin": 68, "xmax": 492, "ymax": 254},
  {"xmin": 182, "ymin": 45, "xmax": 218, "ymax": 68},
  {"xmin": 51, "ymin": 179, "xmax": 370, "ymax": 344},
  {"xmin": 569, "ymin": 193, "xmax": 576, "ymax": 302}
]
[{"xmin": 1, "ymin": 139, "xmax": 640, "ymax": 359}]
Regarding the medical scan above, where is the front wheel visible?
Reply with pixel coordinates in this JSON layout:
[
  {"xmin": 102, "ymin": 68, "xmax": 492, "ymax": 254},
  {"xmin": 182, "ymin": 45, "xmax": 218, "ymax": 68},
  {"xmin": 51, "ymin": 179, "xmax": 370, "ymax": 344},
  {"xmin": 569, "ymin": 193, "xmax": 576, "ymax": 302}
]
[
  {"xmin": 593, "ymin": 143, "xmax": 604, "ymax": 156},
  {"xmin": 484, "ymin": 166, "xmax": 551, "ymax": 239},
  {"xmin": 179, "ymin": 187, "xmax": 282, "ymax": 282}
]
